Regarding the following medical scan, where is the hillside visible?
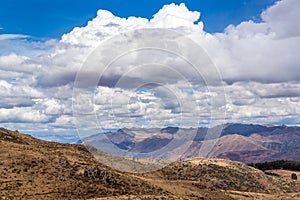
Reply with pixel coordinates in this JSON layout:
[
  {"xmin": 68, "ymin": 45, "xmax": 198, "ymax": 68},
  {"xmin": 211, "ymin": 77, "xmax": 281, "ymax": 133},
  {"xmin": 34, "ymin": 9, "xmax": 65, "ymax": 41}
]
[
  {"xmin": 142, "ymin": 158, "xmax": 300, "ymax": 199},
  {"xmin": 1, "ymin": 128, "xmax": 300, "ymax": 199},
  {"xmin": 0, "ymin": 128, "xmax": 163, "ymax": 199}
]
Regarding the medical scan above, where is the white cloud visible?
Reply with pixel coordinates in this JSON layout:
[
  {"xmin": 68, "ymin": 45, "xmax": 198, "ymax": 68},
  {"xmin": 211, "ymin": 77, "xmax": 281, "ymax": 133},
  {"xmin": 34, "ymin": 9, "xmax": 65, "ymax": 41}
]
[
  {"xmin": 248, "ymin": 82, "xmax": 300, "ymax": 98},
  {"xmin": 1, "ymin": 0, "xmax": 300, "ymax": 135},
  {"xmin": 52, "ymin": 115, "xmax": 74, "ymax": 129},
  {"xmin": 0, "ymin": 107, "xmax": 50, "ymax": 123},
  {"xmin": 35, "ymin": 0, "xmax": 300, "ymax": 89},
  {"xmin": 211, "ymin": 28, "xmax": 300, "ymax": 83},
  {"xmin": 0, "ymin": 53, "xmax": 40, "ymax": 73},
  {"xmin": 0, "ymin": 34, "xmax": 28, "ymax": 41},
  {"xmin": 207, "ymin": 0, "xmax": 300, "ymax": 83},
  {"xmin": 37, "ymin": 99, "xmax": 65, "ymax": 115},
  {"xmin": 0, "ymin": 80, "xmax": 42, "ymax": 98},
  {"xmin": 150, "ymin": 3, "xmax": 204, "ymax": 30},
  {"xmin": 261, "ymin": 0, "xmax": 300, "ymax": 38}
]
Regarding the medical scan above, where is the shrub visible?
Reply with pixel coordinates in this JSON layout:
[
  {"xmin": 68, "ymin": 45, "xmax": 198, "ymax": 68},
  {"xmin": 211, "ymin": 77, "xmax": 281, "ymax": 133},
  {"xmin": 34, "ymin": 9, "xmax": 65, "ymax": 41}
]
[
  {"xmin": 291, "ymin": 173, "xmax": 297, "ymax": 180},
  {"xmin": 264, "ymin": 171, "xmax": 280, "ymax": 177}
]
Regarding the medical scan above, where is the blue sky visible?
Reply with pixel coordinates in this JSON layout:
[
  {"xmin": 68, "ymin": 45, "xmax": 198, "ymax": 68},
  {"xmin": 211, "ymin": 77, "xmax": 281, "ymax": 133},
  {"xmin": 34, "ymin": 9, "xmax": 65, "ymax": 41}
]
[{"xmin": 0, "ymin": 0, "xmax": 277, "ymax": 38}]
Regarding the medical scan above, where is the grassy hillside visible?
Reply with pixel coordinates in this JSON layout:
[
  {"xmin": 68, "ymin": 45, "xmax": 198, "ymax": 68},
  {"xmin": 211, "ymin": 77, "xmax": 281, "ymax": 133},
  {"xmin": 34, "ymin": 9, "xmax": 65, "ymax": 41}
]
[
  {"xmin": 0, "ymin": 128, "xmax": 163, "ymax": 199},
  {"xmin": 1, "ymin": 128, "xmax": 300, "ymax": 199}
]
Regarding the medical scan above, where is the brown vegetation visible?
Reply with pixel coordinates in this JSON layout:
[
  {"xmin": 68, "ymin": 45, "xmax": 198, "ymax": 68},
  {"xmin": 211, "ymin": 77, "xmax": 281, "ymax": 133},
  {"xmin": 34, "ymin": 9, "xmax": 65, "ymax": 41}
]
[{"xmin": 1, "ymin": 128, "xmax": 300, "ymax": 199}]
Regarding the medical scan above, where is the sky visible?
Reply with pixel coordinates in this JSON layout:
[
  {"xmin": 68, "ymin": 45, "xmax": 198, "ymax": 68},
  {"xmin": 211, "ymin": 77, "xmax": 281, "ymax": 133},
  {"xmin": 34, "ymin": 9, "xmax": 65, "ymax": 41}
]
[
  {"xmin": 0, "ymin": 0, "xmax": 300, "ymax": 141},
  {"xmin": 0, "ymin": 0, "xmax": 277, "ymax": 38}
]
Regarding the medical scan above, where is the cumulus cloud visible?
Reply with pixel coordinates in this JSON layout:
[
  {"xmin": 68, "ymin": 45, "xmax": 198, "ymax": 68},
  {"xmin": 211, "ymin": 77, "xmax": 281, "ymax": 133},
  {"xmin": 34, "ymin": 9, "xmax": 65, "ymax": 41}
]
[
  {"xmin": 36, "ymin": 3, "xmax": 208, "ymax": 88},
  {"xmin": 0, "ymin": 107, "xmax": 50, "ymax": 123},
  {"xmin": 150, "ymin": 3, "xmax": 204, "ymax": 30},
  {"xmin": 0, "ymin": 80, "xmax": 42, "ymax": 98},
  {"xmin": 212, "ymin": 27, "xmax": 300, "ymax": 83},
  {"xmin": 198, "ymin": 0, "xmax": 300, "ymax": 84},
  {"xmin": 0, "ymin": 0, "xmax": 300, "ymax": 135},
  {"xmin": 0, "ymin": 53, "xmax": 40, "ymax": 73},
  {"xmin": 261, "ymin": 0, "xmax": 300, "ymax": 38},
  {"xmin": 36, "ymin": 0, "xmax": 300, "ymax": 89}
]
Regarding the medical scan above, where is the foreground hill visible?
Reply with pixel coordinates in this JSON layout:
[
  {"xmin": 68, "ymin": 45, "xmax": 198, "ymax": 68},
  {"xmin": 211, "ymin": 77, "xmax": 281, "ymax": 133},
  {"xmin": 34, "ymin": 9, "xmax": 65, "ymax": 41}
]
[
  {"xmin": 0, "ymin": 128, "xmax": 163, "ymax": 199},
  {"xmin": 143, "ymin": 158, "xmax": 300, "ymax": 199},
  {"xmin": 82, "ymin": 124, "xmax": 300, "ymax": 163},
  {"xmin": 1, "ymin": 128, "xmax": 300, "ymax": 199}
]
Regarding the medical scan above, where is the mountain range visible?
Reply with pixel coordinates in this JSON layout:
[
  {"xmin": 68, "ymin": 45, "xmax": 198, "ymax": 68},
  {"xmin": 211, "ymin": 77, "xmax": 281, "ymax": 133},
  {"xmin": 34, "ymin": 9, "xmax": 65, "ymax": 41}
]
[{"xmin": 82, "ymin": 123, "xmax": 300, "ymax": 163}]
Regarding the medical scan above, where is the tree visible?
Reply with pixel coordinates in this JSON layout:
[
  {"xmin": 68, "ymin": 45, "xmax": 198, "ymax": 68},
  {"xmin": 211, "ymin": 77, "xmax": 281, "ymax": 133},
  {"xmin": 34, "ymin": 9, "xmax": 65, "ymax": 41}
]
[{"xmin": 291, "ymin": 173, "xmax": 297, "ymax": 180}]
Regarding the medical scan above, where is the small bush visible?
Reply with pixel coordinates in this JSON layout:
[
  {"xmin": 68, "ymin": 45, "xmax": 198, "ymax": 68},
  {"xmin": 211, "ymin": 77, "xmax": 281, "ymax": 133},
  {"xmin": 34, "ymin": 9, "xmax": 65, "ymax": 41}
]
[
  {"xmin": 291, "ymin": 173, "xmax": 297, "ymax": 180},
  {"xmin": 264, "ymin": 171, "xmax": 280, "ymax": 177}
]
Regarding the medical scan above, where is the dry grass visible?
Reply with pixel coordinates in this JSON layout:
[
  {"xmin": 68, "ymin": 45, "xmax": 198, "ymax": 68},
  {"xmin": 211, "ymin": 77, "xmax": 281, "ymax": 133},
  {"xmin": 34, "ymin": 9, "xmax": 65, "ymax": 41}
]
[
  {"xmin": 267, "ymin": 170, "xmax": 300, "ymax": 181},
  {"xmin": 1, "ymin": 128, "xmax": 300, "ymax": 200},
  {"xmin": 188, "ymin": 158, "xmax": 232, "ymax": 167},
  {"xmin": 0, "ymin": 128, "xmax": 163, "ymax": 200},
  {"xmin": 226, "ymin": 190, "xmax": 300, "ymax": 200}
]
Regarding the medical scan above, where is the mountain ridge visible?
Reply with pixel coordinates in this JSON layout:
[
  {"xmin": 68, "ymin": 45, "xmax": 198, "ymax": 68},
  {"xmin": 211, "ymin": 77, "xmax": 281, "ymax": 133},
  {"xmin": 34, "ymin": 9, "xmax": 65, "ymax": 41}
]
[{"xmin": 81, "ymin": 123, "xmax": 300, "ymax": 163}]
